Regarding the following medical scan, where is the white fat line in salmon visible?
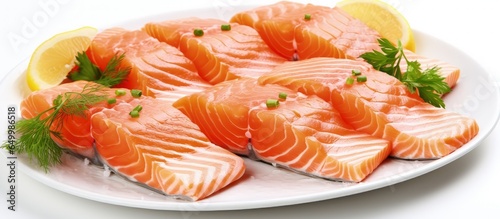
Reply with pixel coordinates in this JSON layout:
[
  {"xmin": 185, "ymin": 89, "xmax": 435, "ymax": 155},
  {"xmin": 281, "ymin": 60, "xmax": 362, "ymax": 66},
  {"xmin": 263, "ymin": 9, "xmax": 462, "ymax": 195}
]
[{"xmin": 292, "ymin": 37, "xmax": 299, "ymax": 61}]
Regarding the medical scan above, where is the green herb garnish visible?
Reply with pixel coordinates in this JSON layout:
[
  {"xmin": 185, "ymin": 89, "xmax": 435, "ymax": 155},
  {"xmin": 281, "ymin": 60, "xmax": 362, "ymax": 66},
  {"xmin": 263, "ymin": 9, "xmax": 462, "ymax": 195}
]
[
  {"xmin": 131, "ymin": 89, "xmax": 142, "ymax": 98},
  {"xmin": 278, "ymin": 92, "xmax": 288, "ymax": 100},
  {"xmin": 115, "ymin": 89, "xmax": 126, "ymax": 96},
  {"xmin": 266, "ymin": 99, "xmax": 280, "ymax": 108},
  {"xmin": 360, "ymin": 38, "xmax": 451, "ymax": 108},
  {"xmin": 356, "ymin": 75, "xmax": 367, "ymax": 82},
  {"xmin": 346, "ymin": 77, "xmax": 354, "ymax": 85},
  {"xmin": 194, "ymin": 29, "xmax": 204, "ymax": 36},
  {"xmin": 129, "ymin": 104, "xmax": 143, "ymax": 118},
  {"xmin": 304, "ymin": 14, "xmax": 311, "ymax": 20},
  {"xmin": 0, "ymin": 83, "xmax": 108, "ymax": 172},
  {"xmin": 352, "ymin": 69, "xmax": 361, "ymax": 76},
  {"xmin": 221, "ymin": 24, "xmax": 231, "ymax": 31},
  {"xmin": 107, "ymin": 98, "xmax": 117, "ymax": 104},
  {"xmin": 69, "ymin": 52, "xmax": 130, "ymax": 87}
]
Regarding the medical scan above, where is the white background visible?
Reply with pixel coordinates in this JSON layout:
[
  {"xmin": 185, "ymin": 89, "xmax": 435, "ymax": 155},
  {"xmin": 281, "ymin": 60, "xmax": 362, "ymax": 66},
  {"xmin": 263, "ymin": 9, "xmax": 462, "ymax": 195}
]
[{"xmin": 1, "ymin": 0, "xmax": 499, "ymax": 218}]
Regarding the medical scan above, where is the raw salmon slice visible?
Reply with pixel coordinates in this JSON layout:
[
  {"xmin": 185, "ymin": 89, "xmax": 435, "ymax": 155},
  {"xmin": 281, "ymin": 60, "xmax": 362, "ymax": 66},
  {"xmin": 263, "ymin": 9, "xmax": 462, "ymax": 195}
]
[
  {"xmin": 91, "ymin": 96, "xmax": 245, "ymax": 201},
  {"xmin": 259, "ymin": 57, "xmax": 479, "ymax": 159},
  {"xmin": 230, "ymin": 2, "xmax": 381, "ymax": 60},
  {"xmin": 174, "ymin": 78, "xmax": 391, "ymax": 182},
  {"xmin": 232, "ymin": 2, "xmax": 458, "ymax": 88},
  {"xmin": 87, "ymin": 27, "xmax": 212, "ymax": 103},
  {"xmin": 229, "ymin": 1, "xmax": 305, "ymax": 29},
  {"xmin": 20, "ymin": 81, "xmax": 134, "ymax": 160},
  {"xmin": 248, "ymin": 94, "xmax": 391, "ymax": 182},
  {"xmin": 144, "ymin": 18, "xmax": 287, "ymax": 84},
  {"xmin": 173, "ymin": 78, "xmax": 295, "ymax": 155},
  {"xmin": 143, "ymin": 17, "xmax": 226, "ymax": 48}
]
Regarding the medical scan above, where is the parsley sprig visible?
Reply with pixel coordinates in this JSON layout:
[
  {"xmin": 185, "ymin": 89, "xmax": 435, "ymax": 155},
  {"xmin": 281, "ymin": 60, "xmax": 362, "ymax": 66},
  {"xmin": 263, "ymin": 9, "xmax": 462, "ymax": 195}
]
[
  {"xmin": 69, "ymin": 52, "xmax": 130, "ymax": 87},
  {"xmin": 1, "ymin": 83, "xmax": 108, "ymax": 172},
  {"xmin": 360, "ymin": 38, "xmax": 451, "ymax": 108}
]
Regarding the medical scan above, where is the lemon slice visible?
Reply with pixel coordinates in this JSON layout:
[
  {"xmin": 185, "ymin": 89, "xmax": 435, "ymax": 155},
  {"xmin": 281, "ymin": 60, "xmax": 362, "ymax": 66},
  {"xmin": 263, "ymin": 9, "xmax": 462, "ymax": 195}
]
[
  {"xmin": 336, "ymin": 0, "xmax": 415, "ymax": 51},
  {"xmin": 26, "ymin": 26, "xmax": 98, "ymax": 91}
]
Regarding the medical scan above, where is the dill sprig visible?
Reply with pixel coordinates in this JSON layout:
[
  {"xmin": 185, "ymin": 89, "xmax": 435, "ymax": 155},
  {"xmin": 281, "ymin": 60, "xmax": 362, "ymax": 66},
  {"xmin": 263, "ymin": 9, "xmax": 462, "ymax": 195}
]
[
  {"xmin": 69, "ymin": 52, "xmax": 130, "ymax": 87},
  {"xmin": 1, "ymin": 83, "xmax": 108, "ymax": 172},
  {"xmin": 360, "ymin": 38, "xmax": 451, "ymax": 108}
]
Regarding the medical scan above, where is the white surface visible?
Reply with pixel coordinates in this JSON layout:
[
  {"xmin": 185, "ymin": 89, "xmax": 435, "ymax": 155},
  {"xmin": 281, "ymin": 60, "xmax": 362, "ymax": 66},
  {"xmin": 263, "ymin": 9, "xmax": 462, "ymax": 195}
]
[{"xmin": 1, "ymin": 0, "xmax": 499, "ymax": 218}]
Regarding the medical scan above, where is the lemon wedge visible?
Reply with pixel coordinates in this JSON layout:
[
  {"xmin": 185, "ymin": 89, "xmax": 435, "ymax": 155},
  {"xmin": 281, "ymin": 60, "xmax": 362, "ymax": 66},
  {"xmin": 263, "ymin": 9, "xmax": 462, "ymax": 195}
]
[
  {"xmin": 26, "ymin": 26, "xmax": 98, "ymax": 91},
  {"xmin": 336, "ymin": 0, "xmax": 415, "ymax": 51}
]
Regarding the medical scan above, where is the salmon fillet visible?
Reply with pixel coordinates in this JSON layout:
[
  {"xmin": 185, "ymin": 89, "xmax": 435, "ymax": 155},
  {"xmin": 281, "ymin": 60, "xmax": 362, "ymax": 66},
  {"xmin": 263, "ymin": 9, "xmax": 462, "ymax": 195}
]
[
  {"xmin": 143, "ymin": 17, "xmax": 227, "ymax": 48},
  {"xmin": 230, "ymin": 2, "xmax": 381, "ymax": 60},
  {"xmin": 143, "ymin": 18, "xmax": 287, "ymax": 84},
  {"xmin": 20, "ymin": 81, "xmax": 134, "ymax": 160},
  {"xmin": 173, "ymin": 78, "xmax": 295, "ymax": 155},
  {"xmin": 174, "ymin": 78, "xmax": 391, "ymax": 182},
  {"xmin": 259, "ymin": 57, "xmax": 479, "ymax": 159},
  {"xmin": 230, "ymin": 1, "xmax": 305, "ymax": 29},
  {"xmin": 232, "ymin": 2, "xmax": 459, "ymax": 88},
  {"xmin": 91, "ymin": 97, "xmax": 245, "ymax": 201},
  {"xmin": 86, "ymin": 27, "xmax": 212, "ymax": 103}
]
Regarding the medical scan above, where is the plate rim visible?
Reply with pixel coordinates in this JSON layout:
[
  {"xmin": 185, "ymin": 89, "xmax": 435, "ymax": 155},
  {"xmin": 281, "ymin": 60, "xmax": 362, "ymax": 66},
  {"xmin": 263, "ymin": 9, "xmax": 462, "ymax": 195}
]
[{"xmin": 1, "ymin": 8, "xmax": 499, "ymax": 211}]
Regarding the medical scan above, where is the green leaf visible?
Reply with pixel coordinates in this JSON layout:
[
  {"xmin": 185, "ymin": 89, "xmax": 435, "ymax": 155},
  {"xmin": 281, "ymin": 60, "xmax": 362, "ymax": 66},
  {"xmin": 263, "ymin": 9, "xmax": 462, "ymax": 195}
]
[
  {"xmin": 68, "ymin": 52, "xmax": 129, "ymax": 87},
  {"xmin": 69, "ymin": 52, "xmax": 102, "ymax": 81},
  {"xmin": 360, "ymin": 38, "xmax": 451, "ymax": 108}
]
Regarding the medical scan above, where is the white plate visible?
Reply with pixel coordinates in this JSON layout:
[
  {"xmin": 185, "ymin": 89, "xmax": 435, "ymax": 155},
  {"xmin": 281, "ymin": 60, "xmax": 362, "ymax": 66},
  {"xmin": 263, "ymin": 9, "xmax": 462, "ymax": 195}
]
[{"xmin": 1, "ymin": 6, "xmax": 499, "ymax": 211}]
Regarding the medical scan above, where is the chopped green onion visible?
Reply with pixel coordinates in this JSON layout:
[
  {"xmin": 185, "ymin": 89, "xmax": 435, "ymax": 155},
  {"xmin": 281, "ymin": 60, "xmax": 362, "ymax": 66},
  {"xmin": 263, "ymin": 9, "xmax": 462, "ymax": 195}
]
[
  {"xmin": 221, "ymin": 24, "xmax": 231, "ymax": 31},
  {"xmin": 107, "ymin": 98, "xmax": 117, "ymax": 104},
  {"xmin": 115, "ymin": 89, "xmax": 126, "ymax": 96},
  {"xmin": 304, "ymin": 14, "xmax": 311, "ymax": 20},
  {"xmin": 346, "ymin": 77, "xmax": 354, "ymax": 85},
  {"xmin": 129, "ymin": 110, "xmax": 140, "ymax": 118},
  {"xmin": 129, "ymin": 105, "xmax": 142, "ymax": 118},
  {"xmin": 193, "ymin": 28, "xmax": 204, "ymax": 36},
  {"xmin": 357, "ymin": 75, "xmax": 367, "ymax": 82},
  {"xmin": 132, "ymin": 104, "xmax": 143, "ymax": 112},
  {"xmin": 352, "ymin": 69, "xmax": 361, "ymax": 76},
  {"xmin": 278, "ymin": 92, "xmax": 288, "ymax": 100},
  {"xmin": 131, "ymin": 89, "xmax": 142, "ymax": 98},
  {"xmin": 266, "ymin": 99, "xmax": 280, "ymax": 108}
]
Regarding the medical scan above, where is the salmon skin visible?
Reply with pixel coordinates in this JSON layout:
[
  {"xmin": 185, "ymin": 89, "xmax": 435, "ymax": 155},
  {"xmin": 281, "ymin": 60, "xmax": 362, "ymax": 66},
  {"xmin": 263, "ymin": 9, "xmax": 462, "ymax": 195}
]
[
  {"xmin": 143, "ymin": 17, "xmax": 287, "ymax": 85},
  {"xmin": 20, "ymin": 81, "xmax": 134, "ymax": 161},
  {"xmin": 87, "ymin": 27, "xmax": 212, "ymax": 103},
  {"xmin": 174, "ymin": 78, "xmax": 391, "ymax": 182},
  {"xmin": 91, "ymin": 96, "xmax": 245, "ymax": 201},
  {"xmin": 259, "ymin": 57, "xmax": 479, "ymax": 159},
  {"xmin": 230, "ymin": 2, "xmax": 381, "ymax": 61}
]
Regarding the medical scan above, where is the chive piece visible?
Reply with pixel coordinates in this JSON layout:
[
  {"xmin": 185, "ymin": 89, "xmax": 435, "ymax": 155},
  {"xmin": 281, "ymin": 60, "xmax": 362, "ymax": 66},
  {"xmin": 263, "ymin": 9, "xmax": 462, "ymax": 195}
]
[
  {"xmin": 304, "ymin": 14, "xmax": 311, "ymax": 20},
  {"xmin": 133, "ymin": 104, "xmax": 143, "ymax": 112},
  {"xmin": 221, "ymin": 24, "xmax": 231, "ymax": 31},
  {"xmin": 357, "ymin": 75, "xmax": 367, "ymax": 82},
  {"xmin": 131, "ymin": 89, "xmax": 142, "ymax": 98},
  {"xmin": 352, "ymin": 69, "xmax": 361, "ymax": 76},
  {"xmin": 266, "ymin": 99, "xmax": 280, "ymax": 108},
  {"xmin": 115, "ymin": 89, "xmax": 126, "ymax": 96},
  {"xmin": 278, "ymin": 92, "xmax": 288, "ymax": 100},
  {"xmin": 129, "ymin": 110, "xmax": 140, "ymax": 118},
  {"xmin": 107, "ymin": 98, "xmax": 117, "ymax": 104},
  {"xmin": 346, "ymin": 77, "xmax": 354, "ymax": 85},
  {"xmin": 193, "ymin": 28, "xmax": 204, "ymax": 36}
]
